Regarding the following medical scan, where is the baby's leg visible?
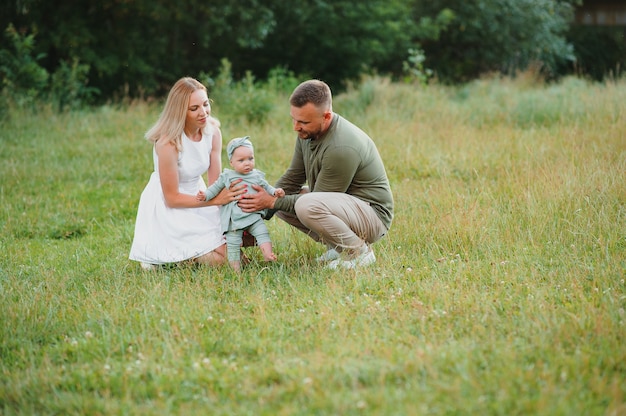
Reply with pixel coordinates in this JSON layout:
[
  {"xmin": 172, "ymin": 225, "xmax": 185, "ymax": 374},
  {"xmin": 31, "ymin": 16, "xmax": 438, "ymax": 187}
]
[
  {"xmin": 247, "ymin": 220, "xmax": 277, "ymax": 262},
  {"xmin": 226, "ymin": 230, "xmax": 244, "ymax": 271}
]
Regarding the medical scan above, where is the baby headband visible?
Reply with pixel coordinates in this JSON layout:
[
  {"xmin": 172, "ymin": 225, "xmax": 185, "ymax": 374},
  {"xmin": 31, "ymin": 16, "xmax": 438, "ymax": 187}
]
[{"xmin": 227, "ymin": 136, "xmax": 253, "ymax": 160}]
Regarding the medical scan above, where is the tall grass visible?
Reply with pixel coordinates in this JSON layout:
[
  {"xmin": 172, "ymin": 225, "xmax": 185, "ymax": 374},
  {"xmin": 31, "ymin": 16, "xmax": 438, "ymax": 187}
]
[{"xmin": 1, "ymin": 75, "xmax": 624, "ymax": 415}]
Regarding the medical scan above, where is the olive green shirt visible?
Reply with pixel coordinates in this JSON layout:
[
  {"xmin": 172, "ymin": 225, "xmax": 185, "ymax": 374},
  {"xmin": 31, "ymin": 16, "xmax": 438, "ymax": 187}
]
[{"xmin": 274, "ymin": 113, "xmax": 394, "ymax": 230}]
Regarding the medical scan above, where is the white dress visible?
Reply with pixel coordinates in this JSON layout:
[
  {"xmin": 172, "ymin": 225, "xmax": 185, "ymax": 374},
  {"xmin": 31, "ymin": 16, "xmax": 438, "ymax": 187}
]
[{"xmin": 129, "ymin": 131, "xmax": 225, "ymax": 265}]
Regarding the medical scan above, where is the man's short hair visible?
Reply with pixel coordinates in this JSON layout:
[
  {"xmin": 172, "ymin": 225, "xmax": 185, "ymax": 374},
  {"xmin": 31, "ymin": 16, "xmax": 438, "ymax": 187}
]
[{"xmin": 289, "ymin": 79, "xmax": 332, "ymax": 110}]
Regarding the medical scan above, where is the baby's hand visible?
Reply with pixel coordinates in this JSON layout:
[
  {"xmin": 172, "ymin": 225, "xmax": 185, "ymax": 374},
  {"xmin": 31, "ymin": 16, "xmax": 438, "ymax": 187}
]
[
  {"xmin": 274, "ymin": 188, "xmax": 285, "ymax": 198},
  {"xmin": 196, "ymin": 190, "xmax": 206, "ymax": 201}
]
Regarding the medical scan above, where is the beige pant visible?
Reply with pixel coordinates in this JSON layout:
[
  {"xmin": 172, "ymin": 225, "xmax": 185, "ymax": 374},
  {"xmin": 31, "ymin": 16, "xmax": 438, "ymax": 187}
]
[{"xmin": 276, "ymin": 192, "xmax": 387, "ymax": 253}]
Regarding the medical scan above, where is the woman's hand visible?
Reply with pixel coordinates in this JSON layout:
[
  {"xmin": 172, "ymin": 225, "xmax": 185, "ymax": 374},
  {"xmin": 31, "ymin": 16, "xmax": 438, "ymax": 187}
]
[{"xmin": 209, "ymin": 178, "xmax": 247, "ymax": 206}]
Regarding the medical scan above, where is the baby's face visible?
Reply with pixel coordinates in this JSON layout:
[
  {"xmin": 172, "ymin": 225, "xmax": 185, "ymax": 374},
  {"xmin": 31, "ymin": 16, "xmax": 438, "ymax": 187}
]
[{"xmin": 230, "ymin": 146, "xmax": 255, "ymax": 174}]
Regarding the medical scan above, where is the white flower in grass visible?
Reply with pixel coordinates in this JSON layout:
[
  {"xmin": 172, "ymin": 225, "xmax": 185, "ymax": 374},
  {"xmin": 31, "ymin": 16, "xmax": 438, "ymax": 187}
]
[
  {"xmin": 356, "ymin": 400, "xmax": 367, "ymax": 409},
  {"xmin": 302, "ymin": 377, "xmax": 313, "ymax": 385},
  {"xmin": 85, "ymin": 331, "xmax": 93, "ymax": 339}
]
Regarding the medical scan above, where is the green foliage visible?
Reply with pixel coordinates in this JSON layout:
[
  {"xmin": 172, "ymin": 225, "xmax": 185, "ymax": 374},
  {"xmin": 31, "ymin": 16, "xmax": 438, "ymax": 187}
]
[
  {"xmin": 49, "ymin": 58, "xmax": 99, "ymax": 111},
  {"xmin": 0, "ymin": 24, "xmax": 48, "ymax": 109},
  {"xmin": 244, "ymin": 0, "xmax": 419, "ymax": 90},
  {"xmin": 0, "ymin": 24, "xmax": 99, "ymax": 116},
  {"xmin": 1, "ymin": 0, "xmax": 279, "ymax": 100},
  {"xmin": 201, "ymin": 59, "xmax": 299, "ymax": 125},
  {"xmin": 413, "ymin": 0, "xmax": 577, "ymax": 82},
  {"xmin": 0, "ymin": 1, "xmax": 622, "ymax": 103},
  {"xmin": 402, "ymin": 47, "xmax": 434, "ymax": 85}
]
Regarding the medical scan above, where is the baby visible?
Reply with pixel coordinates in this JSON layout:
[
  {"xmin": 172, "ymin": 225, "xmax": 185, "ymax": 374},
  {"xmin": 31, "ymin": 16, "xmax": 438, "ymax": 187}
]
[{"xmin": 197, "ymin": 136, "xmax": 284, "ymax": 271}]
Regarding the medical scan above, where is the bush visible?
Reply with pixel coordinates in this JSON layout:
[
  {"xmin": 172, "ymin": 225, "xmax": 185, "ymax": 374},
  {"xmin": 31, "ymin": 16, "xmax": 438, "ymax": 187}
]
[
  {"xmin": 0, "ymin": 24, "xmax": 99, "ymax": 117},
  {"xmin": 49, "ymin": 58, "xmax": 99, "ymax": 111},
  {"xmin": 201, "ymin": 59, "xmax": 299, "ymax": 125},
  {"xmin": 0, "ymin": 24, "xmax": 49, "ymax": 112}
]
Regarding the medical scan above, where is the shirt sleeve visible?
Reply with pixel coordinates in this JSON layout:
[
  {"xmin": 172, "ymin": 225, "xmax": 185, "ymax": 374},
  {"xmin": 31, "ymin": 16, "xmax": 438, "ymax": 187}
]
[
  {"xmin": 275, "ymin": 139, "xmax": 307, "ymax": 193},
  {"xmin": 260, "ymin": 179, "xmax": 277, "ymax": 196},
  {"xmin": 273, "ymin": 139, "xmax": 307, "ymax": 213},
  {"xmin": 204, "ymin": 173, "xmax": 227, "ymax": 200}
]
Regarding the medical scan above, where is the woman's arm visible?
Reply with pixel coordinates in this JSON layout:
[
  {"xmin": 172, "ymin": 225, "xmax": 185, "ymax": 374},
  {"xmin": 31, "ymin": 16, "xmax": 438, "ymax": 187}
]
[
  {"xmin": 156, "ymin": 138, "xmax": 243, "ymax": 208},
  {"xmin": 207, "ymin": 122, "xmax": 222, "ymax": 185}
]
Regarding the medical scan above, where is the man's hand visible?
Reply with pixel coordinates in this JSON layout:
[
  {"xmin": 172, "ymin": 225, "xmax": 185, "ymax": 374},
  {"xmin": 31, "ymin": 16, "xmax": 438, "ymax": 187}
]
[{"xmin": 238, "ymin": 184, "xmax": 276, "ymax": 212}]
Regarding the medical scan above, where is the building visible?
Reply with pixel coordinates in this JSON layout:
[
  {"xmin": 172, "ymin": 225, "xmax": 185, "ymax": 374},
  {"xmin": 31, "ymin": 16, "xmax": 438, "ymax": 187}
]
[{"xmin": 575, "ymin": 0, "xmax": 626, "ymax": 26}]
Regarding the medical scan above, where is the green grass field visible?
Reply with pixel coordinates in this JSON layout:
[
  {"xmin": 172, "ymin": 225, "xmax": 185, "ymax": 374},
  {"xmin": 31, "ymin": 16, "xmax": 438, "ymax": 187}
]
[{"xmin": 1, "ymin": 75, "xmax": 624, "ymax": 415}]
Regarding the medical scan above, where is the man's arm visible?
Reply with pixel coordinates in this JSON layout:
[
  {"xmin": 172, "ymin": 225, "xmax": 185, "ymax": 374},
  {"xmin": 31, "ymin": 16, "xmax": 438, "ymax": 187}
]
[{"xmin": 275, "ymin": 139, "xmax": 307, "ymax": 193}]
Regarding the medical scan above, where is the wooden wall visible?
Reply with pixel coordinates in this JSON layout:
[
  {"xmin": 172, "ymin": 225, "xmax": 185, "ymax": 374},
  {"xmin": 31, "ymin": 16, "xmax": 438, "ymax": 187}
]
[{"xmin": 575, "ymin": 0, "xmax": 626, "ymax": 26}]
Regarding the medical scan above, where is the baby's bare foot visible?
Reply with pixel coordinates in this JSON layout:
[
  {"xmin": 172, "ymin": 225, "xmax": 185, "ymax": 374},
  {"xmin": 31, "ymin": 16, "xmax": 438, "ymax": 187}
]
[
  {"xmin": 263, "ymin": 252, "xmax": 277, "ymax": 262},
  {"xmin": 259, "ymin": 242, "xmax": 277, "ymax": 262},
  {"xmin": 230, "ymin": 260, "xmax": 241, "ymax": 272}
]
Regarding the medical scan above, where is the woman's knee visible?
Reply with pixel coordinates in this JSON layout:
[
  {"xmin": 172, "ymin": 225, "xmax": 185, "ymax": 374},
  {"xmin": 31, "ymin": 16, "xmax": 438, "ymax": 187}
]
[{"xmin": 195, "ymin": 244, "xmax": 227, "ymax": 266}]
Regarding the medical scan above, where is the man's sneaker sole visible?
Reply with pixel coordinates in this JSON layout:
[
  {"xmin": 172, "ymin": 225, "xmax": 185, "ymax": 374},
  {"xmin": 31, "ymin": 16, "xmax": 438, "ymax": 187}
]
[
  {"xmin": 326, "ymin": 249, "xmax": 376, "ymax": 270},
  {"xmin": 316, "ymin": 248, "xmax": 340, "ymax": 263}
]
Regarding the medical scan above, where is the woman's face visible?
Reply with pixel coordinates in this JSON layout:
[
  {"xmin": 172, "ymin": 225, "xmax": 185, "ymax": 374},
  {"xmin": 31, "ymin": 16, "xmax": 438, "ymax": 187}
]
[{"xmin": 185, "ymin": 89, "xmax": 211, "ymax": 131}]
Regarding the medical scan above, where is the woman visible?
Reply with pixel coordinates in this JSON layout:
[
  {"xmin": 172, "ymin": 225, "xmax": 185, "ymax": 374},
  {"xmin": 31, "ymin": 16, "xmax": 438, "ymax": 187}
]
[{"xmin": 129, "ymin": 77, "xmax": 245, "ymax": 270}]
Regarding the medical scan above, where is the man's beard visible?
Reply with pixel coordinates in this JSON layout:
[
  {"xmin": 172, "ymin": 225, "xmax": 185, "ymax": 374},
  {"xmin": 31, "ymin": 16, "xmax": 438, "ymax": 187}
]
[{"xmin": 299, "ymin": 127, "xmax": 322, "ymax": 141}]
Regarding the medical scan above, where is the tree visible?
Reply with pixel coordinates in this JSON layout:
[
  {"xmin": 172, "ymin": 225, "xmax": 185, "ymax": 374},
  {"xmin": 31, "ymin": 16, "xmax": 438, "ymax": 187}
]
[
  {"xmin": 412, "ymin": 0, "xmax": 578, "ymax": 82},
  {"xmin": 2, "ymin": 0, "xmax": 277, "ymax": 99},
  {"xmin": 232, "ymin": 0, "xmax": 418, "ymax": 90}
]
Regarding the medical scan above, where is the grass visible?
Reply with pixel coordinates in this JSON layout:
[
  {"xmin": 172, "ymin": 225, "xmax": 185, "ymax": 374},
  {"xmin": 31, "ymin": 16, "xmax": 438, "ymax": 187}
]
[{"xmin": 0, "ymin": 75, "xmax": 625, "ymax": 415}]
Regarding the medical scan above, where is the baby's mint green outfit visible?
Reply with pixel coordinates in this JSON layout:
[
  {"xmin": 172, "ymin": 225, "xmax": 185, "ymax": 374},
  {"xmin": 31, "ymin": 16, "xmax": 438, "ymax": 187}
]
[{"xmin": 204, "ymin": 169, "xmax": 278, "ymax": 262}]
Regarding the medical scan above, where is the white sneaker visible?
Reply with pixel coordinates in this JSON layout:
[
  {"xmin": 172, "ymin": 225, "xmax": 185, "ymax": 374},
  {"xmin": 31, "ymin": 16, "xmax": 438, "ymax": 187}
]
[
  {"xmin": 140, "ymin": 262, "xmax": 157, "ymax": 271},
  {"xmin": 315, "ymin": 248, "xmax": 340, "ymax": 263},
  {"xmin": 326, "ymin": 247, "xmax": 376, "ymax": 270}
]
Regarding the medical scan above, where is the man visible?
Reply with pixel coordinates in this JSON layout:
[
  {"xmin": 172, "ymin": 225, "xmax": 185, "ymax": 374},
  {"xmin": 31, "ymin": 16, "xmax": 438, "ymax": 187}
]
[{"xmin": 238, "ymin": 79, "xmax": 393, "ymax": 269}]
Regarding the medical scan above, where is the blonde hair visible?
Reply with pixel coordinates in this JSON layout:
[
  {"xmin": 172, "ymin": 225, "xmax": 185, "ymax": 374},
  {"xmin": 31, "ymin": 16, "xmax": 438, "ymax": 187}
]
[{"xmin": 145, "ymin": 77, "xmax": 209, "ymax": 152}]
